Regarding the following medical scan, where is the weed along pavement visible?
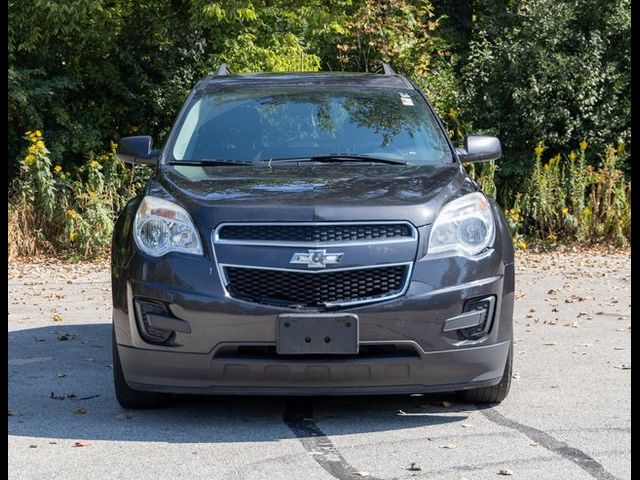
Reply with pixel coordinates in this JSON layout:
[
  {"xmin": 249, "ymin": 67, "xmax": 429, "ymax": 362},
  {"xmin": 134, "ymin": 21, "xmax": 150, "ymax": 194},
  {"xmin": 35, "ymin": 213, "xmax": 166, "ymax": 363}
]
[{"xmin": 8, "ymin": 250, "xmax": 630, "ymax": 480}]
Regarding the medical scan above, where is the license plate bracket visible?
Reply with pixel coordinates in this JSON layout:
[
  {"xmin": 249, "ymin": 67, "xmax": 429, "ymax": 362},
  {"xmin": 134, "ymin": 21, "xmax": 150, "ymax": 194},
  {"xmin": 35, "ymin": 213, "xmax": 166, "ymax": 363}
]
[{"xmin": 276, "ymin": 314, "xmax": 359, "ymax": 354}]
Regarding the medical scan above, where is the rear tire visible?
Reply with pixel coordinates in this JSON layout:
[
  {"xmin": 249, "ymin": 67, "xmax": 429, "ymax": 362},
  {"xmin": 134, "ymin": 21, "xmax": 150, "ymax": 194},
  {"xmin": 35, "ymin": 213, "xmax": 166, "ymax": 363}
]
[
  {"xmin": 113, "ymin": 326, "xmax": 169, "ymax": 409},
  {"xmin": 462, "ymin": 342, "xmax": 512, "ymax": 404}
]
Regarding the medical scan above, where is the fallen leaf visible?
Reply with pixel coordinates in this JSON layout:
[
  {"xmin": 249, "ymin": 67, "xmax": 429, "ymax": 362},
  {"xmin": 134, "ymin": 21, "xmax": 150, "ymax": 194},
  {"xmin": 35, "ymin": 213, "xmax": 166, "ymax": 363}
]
[
  {"xmin": 52, "ymin": 313, "xmax": 63, "ymax": 322},
  {"xmin": 74, "ymin": 407, "xmax": 87, "ymax": 415},
  {"xmin": 406, "ymin": 462, "xmax": 422, "ymax": 471},
  {"xmin": 441, "ymin": 401, "xmax": 451, "ymax": 408},
  {"xmin": 8, "ymin": 411, "xmax": 21, "ymax": 417},
  {"xmin": 29, "ymin": 445, "xmax": 37, "ymax": 449},
  {"xmin": 499, "ymin": 468, "xmax": 514, "ymax": 476},
  {"xmin": 440, "ymin": 444, "xmax": 457, "ymax": 449},
  {"xmin": 57, "ymin": 373, "xmax": 66, "ymax": 378},
  {"xmin": 58, "ymin": 333, "xmax": 75, "ymax": 341},
  {"xmin": 512, "ymin": 373, "xmax": 520, "ymax": 379},
  {"xmin": 49, "ymin": 442, "xmax": 57, "ymax": 445},
  {"xmin": 73, "ymin": 441, "xmax": 91, "ymax": 448},
  {"xmin": 544, "ymin": 342, "xmax": 557, "ymax": 346},
  {"xmin": 530, "ymin": 442, "xmax": 539, "ymax": 447},
  {"xmin": 353, "ymin": 472, "xmax": 370, "ymax": 477},
  {"xmin": 461, "ymin": 423, "xmax": 472, "ymax": 428},
  {"xmin": 614, "ymin": 347, "xmax": 625, "ymax": 351},
  {"xmin": 615, "ymin": 364, "xmax": 631, "ymax": 370},
  {"xmin": 116, "ymin": 413, "xmax": 133, "ymax": 421}
]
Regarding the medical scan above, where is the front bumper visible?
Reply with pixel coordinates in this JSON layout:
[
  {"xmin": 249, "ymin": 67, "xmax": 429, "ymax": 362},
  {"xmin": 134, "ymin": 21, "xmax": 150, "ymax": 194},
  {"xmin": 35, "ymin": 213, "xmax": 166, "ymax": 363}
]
[
  {"xmin": 112, "ymin": 247, "xmax": 514, "ymax": 395},
  {"xmin": 119, "ymin": 340, "xmax": 511, "ymax": 395}
]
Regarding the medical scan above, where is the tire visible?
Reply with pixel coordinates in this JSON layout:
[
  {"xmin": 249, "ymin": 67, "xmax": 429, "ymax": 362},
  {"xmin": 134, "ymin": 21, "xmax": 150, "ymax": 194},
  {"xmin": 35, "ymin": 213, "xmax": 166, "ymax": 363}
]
[
  {"xmin": 113, "ymin": 326, "xmax": 169, "ymax": 409},
  {"xmin": 462, "ymin": 342, "xmax": 513, "ymax": 404}
]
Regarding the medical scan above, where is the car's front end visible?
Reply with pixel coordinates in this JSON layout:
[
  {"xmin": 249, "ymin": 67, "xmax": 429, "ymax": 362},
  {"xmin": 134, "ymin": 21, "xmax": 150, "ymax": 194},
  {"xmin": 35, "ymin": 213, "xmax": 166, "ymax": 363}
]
[{"xmin": 111, "ymin": 71, "xmax": 514, "ymax": 407}]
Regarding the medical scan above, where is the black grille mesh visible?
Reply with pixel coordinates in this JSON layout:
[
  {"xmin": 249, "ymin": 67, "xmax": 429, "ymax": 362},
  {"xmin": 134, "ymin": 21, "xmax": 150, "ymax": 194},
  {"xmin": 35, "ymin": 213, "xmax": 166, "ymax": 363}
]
[
  {"xmin": 225, "ymin": 265, "xmax": 408, "ymax": 307},
  {"xmin": 218, "ymin": 223, "xmax": 413, "ymax": 243}
]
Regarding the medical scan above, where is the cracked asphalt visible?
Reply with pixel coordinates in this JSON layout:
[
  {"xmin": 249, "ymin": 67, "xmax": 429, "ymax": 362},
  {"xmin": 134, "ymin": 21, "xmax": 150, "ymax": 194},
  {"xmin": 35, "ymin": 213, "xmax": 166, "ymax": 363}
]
[{"xmin": 8, "ymin": 250, "xmax": 630, "ymax": 479}]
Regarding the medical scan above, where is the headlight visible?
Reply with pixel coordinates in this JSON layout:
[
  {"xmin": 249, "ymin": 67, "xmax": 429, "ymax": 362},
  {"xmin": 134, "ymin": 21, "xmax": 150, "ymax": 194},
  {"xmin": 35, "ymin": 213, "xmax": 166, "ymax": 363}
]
[
  {"xmin": 428, "ymin": 192, "xmax": 495, "ymax": 256},
  {"xmin": 133, "ymin": 196, "xmax": 203, "ymax": 257}
]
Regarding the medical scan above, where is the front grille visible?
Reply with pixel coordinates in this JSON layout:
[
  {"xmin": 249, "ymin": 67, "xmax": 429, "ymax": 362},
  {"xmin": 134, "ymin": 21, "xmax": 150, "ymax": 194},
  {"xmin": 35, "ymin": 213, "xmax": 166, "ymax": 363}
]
[
  {"xmin": 217, "ymin": 223, "xmax": 413, "ymax": 243},
  {"xmin": 225, "ymin": 265, "xmax": 409, "ymax": 308}
]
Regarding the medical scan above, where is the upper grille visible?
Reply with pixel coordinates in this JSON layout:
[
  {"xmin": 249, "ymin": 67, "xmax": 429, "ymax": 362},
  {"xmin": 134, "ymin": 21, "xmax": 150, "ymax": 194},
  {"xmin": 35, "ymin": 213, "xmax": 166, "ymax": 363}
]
[
  {"xmin": 225, "ymin": 265, "xmax": 409, "ymax": 308},
  {"xmin": 217, "ymin": 223, "xmax": 413, "ymax": 243}
]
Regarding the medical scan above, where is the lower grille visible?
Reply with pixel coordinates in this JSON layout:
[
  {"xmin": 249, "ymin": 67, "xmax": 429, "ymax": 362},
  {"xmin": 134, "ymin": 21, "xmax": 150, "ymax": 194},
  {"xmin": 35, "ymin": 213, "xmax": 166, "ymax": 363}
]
[{"xmin": 225, "ymin": 265, "xmax": 409, "ymax": 308}]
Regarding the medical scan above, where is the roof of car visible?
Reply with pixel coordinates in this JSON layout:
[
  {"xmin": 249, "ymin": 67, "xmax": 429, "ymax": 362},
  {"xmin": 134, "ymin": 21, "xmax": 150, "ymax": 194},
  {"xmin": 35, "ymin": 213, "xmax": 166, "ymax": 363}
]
[{"xmin": 196, "ymin": 71, "xmax": 416, "ymax": 91}]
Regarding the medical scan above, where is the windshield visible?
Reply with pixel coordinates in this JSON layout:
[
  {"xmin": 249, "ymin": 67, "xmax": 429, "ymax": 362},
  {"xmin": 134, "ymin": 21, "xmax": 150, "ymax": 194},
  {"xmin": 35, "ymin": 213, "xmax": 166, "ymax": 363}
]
[{"xmin": 167, "ymin": 87, "xmax": 453, "ymax": 165}]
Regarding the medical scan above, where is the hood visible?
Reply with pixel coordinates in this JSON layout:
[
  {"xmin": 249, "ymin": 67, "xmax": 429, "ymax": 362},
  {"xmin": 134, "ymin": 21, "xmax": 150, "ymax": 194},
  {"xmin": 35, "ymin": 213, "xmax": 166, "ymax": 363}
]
[{"xmin": 148, "ymin": 163, "xmax": 475, "ymax": 228}]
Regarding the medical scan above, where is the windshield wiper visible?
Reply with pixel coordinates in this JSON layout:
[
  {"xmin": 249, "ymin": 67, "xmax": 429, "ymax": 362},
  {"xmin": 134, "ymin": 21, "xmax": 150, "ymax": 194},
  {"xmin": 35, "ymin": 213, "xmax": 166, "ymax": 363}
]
[
  {"xmin": 265, "ymin": 154, "xmax": 409, "ymax": 165},
  {"xmin": 169, "ymin": 159, "xmax": 253, "ymax": 166}
]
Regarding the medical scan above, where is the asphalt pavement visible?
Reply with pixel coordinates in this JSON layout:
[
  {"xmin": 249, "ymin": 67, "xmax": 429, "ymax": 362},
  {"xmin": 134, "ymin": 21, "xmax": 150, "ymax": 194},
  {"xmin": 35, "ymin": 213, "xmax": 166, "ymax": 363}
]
[{"xmin": 8, "ymin": 250, "xmax": 630, "ymax": 479}]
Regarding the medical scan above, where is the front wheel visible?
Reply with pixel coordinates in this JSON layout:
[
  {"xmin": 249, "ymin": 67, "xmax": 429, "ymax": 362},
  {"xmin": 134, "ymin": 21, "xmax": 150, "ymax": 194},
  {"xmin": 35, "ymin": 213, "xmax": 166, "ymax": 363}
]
[
  {"xmin": 461, "ymin": 342, "xmax": 512, "ymax": 404},
  {"xmin": 113, "ymin": 327, "xmax": 169, "ymax": 409}
]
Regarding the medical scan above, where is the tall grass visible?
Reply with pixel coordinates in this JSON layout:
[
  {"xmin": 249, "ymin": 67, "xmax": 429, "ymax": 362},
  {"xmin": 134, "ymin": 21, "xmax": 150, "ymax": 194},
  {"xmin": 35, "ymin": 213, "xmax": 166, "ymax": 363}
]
[
  {"xmin": 8, "ymin": 131, "xmax": 150, "ymax": 260},
  {"xmin": 8, "ymin": 131, "xmax": 631, "ymax": 260}
]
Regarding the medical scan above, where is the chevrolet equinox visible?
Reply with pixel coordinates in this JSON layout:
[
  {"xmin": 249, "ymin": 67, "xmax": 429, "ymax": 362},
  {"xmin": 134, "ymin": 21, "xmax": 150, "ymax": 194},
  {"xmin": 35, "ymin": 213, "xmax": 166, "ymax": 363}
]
[{"xmin": 112, "ymin": 64, "xmax": 514, "ymax": 408}]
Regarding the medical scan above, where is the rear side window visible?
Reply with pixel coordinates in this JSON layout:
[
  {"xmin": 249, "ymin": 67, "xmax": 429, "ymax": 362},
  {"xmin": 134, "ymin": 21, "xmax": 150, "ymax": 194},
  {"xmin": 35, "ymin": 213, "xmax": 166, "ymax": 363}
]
[{"xmin": 168, "ymin": 87, "xmax": 452, "ymax": 165}]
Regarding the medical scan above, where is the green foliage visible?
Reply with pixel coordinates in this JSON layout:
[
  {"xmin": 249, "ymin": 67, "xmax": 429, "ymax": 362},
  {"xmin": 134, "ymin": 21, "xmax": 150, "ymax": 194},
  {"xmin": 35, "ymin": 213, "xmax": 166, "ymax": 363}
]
[
  {"xmin": 461, "ymin": 0, "xmax": 630, "ymax": 201},
  {"xmin": 9, "ymin": 132, "xmax": 149, "ymax": 259},
  {"xmin": 513, "ymin": 144, "xmax": 630, "ymax": 247},
  {"xmin": 7, "ymin": 0, "xmax": 632, "ymax": 257}
]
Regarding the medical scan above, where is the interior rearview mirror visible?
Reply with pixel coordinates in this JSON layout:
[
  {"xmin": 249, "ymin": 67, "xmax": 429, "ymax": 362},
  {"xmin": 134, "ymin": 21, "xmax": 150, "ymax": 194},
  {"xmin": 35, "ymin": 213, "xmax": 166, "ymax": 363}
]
[
  {"xmin": 116, "ymin": 136, "xmax": 161, "ymax": 165},
  {"xmin": 457, "ymin": 135, "xmax": 502, "ymax": 163}
]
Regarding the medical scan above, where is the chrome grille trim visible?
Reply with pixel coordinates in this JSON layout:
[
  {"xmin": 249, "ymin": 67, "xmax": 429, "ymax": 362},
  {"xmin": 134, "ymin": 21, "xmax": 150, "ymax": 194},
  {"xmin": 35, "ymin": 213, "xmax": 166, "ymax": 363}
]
[{"xmin": 211, "ymin": 222, "xmax": 418, "ymax": 309}]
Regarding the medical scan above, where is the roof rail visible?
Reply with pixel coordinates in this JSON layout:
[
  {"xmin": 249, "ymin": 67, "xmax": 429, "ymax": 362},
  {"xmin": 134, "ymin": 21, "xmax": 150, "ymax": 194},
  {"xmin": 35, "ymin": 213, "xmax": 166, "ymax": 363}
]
[
  {"xmin": 382, "ymin": 63, "xmax": 396, "ymax": 75},
  {"xmin": 214, "ymin": 64, "xmax": 232, "ymax": 76}
]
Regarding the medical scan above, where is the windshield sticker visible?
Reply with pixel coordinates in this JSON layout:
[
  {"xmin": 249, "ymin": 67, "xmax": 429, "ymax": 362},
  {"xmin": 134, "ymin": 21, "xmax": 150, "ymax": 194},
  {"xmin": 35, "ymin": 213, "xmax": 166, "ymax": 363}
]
[{"xmin": 401, "ymin": 96, "xmax": 414, "ymax": 106}]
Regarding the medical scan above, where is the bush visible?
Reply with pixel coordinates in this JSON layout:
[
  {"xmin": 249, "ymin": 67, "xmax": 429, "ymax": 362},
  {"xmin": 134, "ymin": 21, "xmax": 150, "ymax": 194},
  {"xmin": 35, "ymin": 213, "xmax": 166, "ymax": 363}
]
[
  {"xmin": 511, "ymin": 142, "xmax": 630, "ymax": 247},
  {"xmin": 8, "ymin": 131, "xmax": 150, "ymax": 260}
]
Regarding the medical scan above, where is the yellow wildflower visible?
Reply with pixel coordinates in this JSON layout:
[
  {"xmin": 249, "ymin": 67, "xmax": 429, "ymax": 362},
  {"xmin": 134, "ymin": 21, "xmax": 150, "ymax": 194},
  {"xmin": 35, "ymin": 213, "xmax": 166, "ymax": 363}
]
[
  {"xmin": 448, "ymin": 108, "xmax": 459, "ymax": 119},
  {"xmin": 67, "ymin": 209, "xmax": 78, "ymax": 220},
  {"xmin": 518, "ymin": 240, "xmax": 527, "ymax": 250},
  {"xmin": 569, "ymin": 151, "xmax": 576, "ymax": 162},
  {"xmin": 543, "ymin": 163, "xmax": 550, "ymax": 172},
  {"xmin": 534, "ymin": 143, "xmax": 545, "ymax": 157},
  {"xmin": 110, "ymin": 141, "xmax": 118, "ymax": 153},
  {"xmin": 27, "ymin": 144, "xmax": 39, "ymax": 156},
  {"xmin": 562, "ymin": 207, "xmax": 569, "ymax": 215},
  {"xmin": 89, "ymin": 160, "xmax": 100, "ymax": 169},
  {"xmin": 617, "ymin": 142, "xmax": 626, "ymax": 154},
  {"xmin": 579, "ymin": 140, "xmax": 588, "ymax": 152},
  {"xmin": 582, "ymin": 207, "xmax": 591, "ymax": 216},
  {"xmin": 34, "ymin": 130, "xmax": 42, "ymax": 138},
  {"xmin": 54, "ymin": 165, "xmax": 63, "ymax": 172},
  {"xmin": 23, "ymin": 154, "xmax": 35, "ymax": 165},
  {"xmin": 69, "ymin": 231, "xmax": 77, "ymax": 241}
]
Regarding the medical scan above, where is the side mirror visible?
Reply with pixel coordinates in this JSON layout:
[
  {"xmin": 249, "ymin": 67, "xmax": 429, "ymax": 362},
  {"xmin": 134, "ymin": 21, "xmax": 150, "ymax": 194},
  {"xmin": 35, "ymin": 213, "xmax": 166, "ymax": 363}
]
[
  {"xmin": 116, "ymin": 136, "xmax": 161, "ymax": 165},
  {"xmin": 458, "ymin": 135, "xmax": 502, "ymax": 163}
]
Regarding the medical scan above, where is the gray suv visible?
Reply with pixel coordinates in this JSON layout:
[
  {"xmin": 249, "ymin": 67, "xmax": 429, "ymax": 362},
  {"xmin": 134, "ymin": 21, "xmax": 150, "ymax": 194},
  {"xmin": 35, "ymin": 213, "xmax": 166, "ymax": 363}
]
[{"xmin": 111, "ymin": 64, "xmax": 514, "ymax": 408}]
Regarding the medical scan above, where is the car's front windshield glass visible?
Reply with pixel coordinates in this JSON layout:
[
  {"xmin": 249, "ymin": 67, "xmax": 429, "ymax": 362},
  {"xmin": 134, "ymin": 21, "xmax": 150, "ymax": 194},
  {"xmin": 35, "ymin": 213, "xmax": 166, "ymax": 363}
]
[{"xmin": 167, "ymin": 87, "xmax": 453, "ymax": 165}]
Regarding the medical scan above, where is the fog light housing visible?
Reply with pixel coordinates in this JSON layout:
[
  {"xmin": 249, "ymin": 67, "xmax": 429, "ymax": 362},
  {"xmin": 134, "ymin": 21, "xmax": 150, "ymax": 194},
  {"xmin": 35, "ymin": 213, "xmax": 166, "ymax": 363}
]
[
  {"xmin": 458, "ymin": 296, "xmax": 496, "ymax": 340},
  {"xmin": 134, "ymin": 298, "xmax": 173, "ymax": 344}
]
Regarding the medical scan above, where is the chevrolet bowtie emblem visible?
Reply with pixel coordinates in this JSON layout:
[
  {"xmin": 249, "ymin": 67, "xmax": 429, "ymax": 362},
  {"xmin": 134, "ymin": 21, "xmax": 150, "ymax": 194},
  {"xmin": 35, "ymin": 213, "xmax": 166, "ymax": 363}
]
[{"xmin": 290, "ymin": 249, "xmax": 344, "ymax": 269}]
